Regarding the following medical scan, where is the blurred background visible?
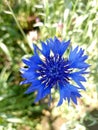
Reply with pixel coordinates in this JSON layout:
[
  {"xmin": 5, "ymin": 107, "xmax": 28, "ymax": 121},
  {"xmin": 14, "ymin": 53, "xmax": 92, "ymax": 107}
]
[{"xmin": 0, "ymin": 0, "xmax": 98, "ymax": 130}]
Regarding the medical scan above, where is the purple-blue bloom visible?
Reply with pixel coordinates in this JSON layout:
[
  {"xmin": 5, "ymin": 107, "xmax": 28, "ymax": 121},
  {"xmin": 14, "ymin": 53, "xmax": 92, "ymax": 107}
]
[{"xmin": 20, "ymin": 37, "xmax": 89, "ymax": 106}]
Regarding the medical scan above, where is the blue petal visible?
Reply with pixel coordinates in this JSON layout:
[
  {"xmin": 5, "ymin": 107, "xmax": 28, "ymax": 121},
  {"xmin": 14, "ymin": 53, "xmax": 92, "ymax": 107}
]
[
  {"xmin": 29, "ymin": 54, "xmax": 43, "ymax": 65},
  {"xmin": 69, "ymin": 46, "xmax": 79, "ymax": 62},
  {"xmin": 40, "ymin": 41, "xmax": 50, "ymax": 57},
  {"xmin": 34, "ymin": 84, "xmax": 45, "ymax": 102},
  {"xmin": 57, "ymin": 83, "xmax": 81, "ymax": 106},
  {"xmin": 33, "ymin": 44, "xmax": 40, "ymax": 55},
  {"xmin": 71, "ymin": 92, "xmax": 81, "ymax": 104},
  {"xmin": 20, "ymin": 80, "xmax": 30, "ymax": 85},
  {"xmin": 22, "ymin": 56, "xmax": 43, "ymax": 70},
  {"xmin": 42, "ymin": 87, "xmax": 51, "ymax": 98},
  {"xmin": 22, "ymin": 58, "xmax": 31, "ymax": 66},
  {"xmin": 69, "ymin": 46, "xmax": 89, "ymax": 69},
  {"xmin": 20, "ymin": 67, "xmax": 39, "ymax": 79},
  {"xmin": 48, "ymin": 37, "xmax": 60, "ymax": 54},
  {"xmin": 25, "ymin": 80, "xmax": 42, "ymax": 94},
  {"xmin": 59, "ymin": 40, "xmax": 70, "ymax": 56},
  {"xmin": 20, "ymin": 61, "xmax": 38, "ymax": 72},
  {"xmin": 57, "ymin": 96, "xmax": 63, "ymax": 106},
  {"xmin": 20, "ymin": 70, "xmax": 40, "ymax": 84},
  {"xmin": 32, "ymin": 44, "xmax": 45, "ymax": 64},
  {"xmin": 20, "ymin": 67, "xmax": 28, "ymax": 73},
  {"xmin": 75, "ymin": 62, "xmax": 90, "ymax": 69},
  {"xmin": 53, "ymin": 37, "xmax": 62, "ymax": 54},
  {"xmin": 25, "ymin": 85, "xmax": 40, "ymax": 94},
  {"xmin": 79, "ymin": 55, "xmax": 88, "ymax": 61},
  {"xmin": 69, "ymin": 71, "xmax": 86, "ymax": 90},
  {"xmin": 70, "ymin": 94, "xmax": 77, "ymax": 104},
  {"xmin": 46, "ymin": 37, "xmax": 70, "ymax": 56},
  {"xmin": 75, "ymin": 80, "xmax": 86, "ymax": 90},
  {"xmin": 34, "ymin": 85, "xmax": 51, "ymax": 102},
  {"xmin": 69, "ymin": 72, "xmax": 86, "ymax": 82},
  {"xmin": 57, "ymin": 83, "xmax": 71, "ymax": 106}
]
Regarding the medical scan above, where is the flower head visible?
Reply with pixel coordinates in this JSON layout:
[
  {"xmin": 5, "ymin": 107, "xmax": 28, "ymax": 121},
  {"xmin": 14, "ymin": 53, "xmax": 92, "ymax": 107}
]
[{"xmin": 20, "ymin": 37, "xmax": 89, "ymax": 106}]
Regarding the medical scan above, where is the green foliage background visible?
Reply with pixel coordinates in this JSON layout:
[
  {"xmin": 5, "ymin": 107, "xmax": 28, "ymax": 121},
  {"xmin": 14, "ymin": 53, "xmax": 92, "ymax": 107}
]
[{"xmin": 0, "ymin": 0, "xmax": 98, "ymax": 130}]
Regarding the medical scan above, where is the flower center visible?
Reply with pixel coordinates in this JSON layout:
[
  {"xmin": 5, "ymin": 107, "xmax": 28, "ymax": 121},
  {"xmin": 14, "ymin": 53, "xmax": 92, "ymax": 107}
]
[{"xmin": 37, "ymin": 55, "xmax": 70, "ymax": 86}]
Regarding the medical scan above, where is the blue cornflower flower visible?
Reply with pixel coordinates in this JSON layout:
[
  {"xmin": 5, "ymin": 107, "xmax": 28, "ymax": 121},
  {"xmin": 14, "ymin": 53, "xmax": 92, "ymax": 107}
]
[{"xmin": 20, "ymin": 37, "xmax": 89, "ymax": 106}]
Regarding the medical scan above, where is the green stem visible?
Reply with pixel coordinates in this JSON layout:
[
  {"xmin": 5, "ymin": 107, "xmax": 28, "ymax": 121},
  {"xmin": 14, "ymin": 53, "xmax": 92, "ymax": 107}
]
[{"xmin": 6, "ymin": 0, "xmax": 29, "ymax": 45}]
